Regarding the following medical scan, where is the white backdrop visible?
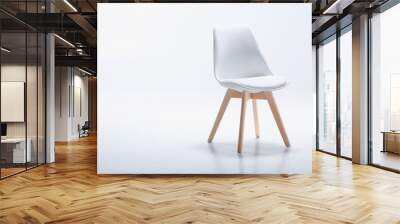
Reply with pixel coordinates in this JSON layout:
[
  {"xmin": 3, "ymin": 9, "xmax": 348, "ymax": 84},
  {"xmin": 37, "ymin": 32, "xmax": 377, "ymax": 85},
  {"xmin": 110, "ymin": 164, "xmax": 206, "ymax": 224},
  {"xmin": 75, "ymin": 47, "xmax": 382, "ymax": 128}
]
[{"xmin": 98, "ymin": 3, "xmax": 313, "ymax": 174}]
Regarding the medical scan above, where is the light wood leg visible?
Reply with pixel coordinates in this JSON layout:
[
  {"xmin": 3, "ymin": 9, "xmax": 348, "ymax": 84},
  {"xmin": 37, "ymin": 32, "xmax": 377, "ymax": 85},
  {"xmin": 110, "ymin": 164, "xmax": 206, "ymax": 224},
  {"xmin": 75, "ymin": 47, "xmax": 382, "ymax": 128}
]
[
  {"xmin": 208, "ymin": 89, "xmax": 232, "ymax": 143},
  {"xmin": 252, "ymin": 99, "xmax": 260, "ymax": 138},
  {"xmin": 265, "ymin": 92, "xmax": 290, "ymax": 147},
  {"xmin": 238, "ymin": 92, "xmax": 250, "ymax": 153}
]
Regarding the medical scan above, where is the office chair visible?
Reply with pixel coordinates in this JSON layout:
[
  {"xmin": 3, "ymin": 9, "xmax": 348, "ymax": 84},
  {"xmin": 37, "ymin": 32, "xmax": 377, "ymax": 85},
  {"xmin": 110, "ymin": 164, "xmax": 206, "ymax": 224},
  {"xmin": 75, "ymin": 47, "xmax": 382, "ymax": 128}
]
[
  {"xmin": 208, "ymin": 27, "xmax": 290, "ymax": 153},
  {"xmin": 79, "ymin": 121, "xmax": 90, "ymax": 138}
]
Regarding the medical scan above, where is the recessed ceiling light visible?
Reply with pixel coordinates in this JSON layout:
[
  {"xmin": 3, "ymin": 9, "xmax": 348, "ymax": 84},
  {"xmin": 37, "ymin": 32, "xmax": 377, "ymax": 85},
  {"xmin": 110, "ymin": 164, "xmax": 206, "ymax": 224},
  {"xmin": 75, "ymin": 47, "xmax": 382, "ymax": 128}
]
[
  {"xmin": 78, "ymin": 67, "xmax": 93, "ymax": 76},
  {"xmin": 63, "ymin": 0, "xmax": 78, "ymax": 12},
  {"xmin": 54, "ymin": 34, "xmax": 75, "ymax": 48}
]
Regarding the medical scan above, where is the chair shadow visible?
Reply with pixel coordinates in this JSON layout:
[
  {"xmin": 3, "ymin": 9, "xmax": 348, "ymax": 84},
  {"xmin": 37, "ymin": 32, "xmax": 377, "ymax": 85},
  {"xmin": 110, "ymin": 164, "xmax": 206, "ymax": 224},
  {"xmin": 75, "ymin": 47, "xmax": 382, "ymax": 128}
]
[{"xmin": 203, "ymin": 139, "xmax": 291, "ymax": 158}]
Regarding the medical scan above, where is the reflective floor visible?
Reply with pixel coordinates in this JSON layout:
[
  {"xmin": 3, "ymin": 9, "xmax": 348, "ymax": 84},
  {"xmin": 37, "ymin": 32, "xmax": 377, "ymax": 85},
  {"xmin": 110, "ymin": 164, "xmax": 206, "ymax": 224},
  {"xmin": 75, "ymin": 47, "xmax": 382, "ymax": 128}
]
[
  {"xmin": 0, "ymin": 135, "xmax": 400, "ymax": 223},
  {"xmin": 373, "ymin": 150, "xmax": 400, "ymax": 171}
]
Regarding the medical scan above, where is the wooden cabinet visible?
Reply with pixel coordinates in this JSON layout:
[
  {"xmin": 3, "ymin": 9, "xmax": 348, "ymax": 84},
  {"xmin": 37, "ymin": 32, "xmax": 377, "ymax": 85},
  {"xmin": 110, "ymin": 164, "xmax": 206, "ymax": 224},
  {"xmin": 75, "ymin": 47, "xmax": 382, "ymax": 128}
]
[{"xmin": 382, "ymin": 131, "xmax": 400, "ymax": 154}]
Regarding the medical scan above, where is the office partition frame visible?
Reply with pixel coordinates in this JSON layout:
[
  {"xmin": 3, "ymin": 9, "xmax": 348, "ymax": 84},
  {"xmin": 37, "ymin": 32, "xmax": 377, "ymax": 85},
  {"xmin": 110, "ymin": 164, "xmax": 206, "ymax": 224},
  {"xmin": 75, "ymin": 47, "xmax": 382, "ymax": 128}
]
[{"xmin": 0, "ymin": 0, "xmax": 47, "ymax": 180}]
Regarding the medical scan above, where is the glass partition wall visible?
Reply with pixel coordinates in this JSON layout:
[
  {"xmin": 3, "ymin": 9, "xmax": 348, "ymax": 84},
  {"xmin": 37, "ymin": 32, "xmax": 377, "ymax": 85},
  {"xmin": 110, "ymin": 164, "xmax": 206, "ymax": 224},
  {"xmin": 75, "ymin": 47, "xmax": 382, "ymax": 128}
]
[
  {"xmin": 0, "ymin": 31, "xmax": 27, "ymax": 177},
  {"xmin": 316, "ymin": 26, "xmax": 352, "ymax": 159},
  {"xmin": 370, "ymin": 3, "xmax": 400, "ymax": 171},
  {"xmin": 0, "ymin": 3, "xmax": 46, "ymax": 179}
]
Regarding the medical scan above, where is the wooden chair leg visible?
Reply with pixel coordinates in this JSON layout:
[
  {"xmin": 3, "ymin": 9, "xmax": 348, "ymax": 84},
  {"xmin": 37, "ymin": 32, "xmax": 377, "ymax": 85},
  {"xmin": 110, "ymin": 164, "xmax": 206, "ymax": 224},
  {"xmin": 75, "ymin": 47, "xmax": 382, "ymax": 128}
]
[
  {"xmin": 252, "ymin": 99, "xmax": 260, "ymax": 138},
  {"xmin": 238, "ymin": 92, "xmax": 250, "ymax": 153},
  {"xmin": 265, "ymin": 92, "xmax": 290, "ymax": 147},
  {"xmin": 208, "ymin": 89, "xmax": 232, "ymax": 143}
]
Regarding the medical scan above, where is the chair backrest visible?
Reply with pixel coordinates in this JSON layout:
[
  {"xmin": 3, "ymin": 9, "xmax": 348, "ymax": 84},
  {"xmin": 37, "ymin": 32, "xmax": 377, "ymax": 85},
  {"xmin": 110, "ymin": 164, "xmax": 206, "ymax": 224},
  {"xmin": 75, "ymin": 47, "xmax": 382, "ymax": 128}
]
[
  {"xmin": 213, "ymin": 27, "xmax": 272, "ymax": 81},
  {"xmin": 82, "ymin": 121, "xmax": 90, "ymax": 129}
]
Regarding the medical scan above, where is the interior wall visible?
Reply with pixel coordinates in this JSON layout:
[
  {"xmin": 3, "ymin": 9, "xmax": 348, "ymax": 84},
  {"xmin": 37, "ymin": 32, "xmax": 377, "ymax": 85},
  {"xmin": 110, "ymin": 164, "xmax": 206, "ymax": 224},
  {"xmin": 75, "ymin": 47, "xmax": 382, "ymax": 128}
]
[
  {"xmin": 72, "ymin": 72, "xmax": 89, "ymax": 138},
  {"xmin": 1, "ymin": 64, "xmax": 40, "ymax": 139},
  {"xmin": 55, "ymin": 66, "xmax": 89, "ymax": 141},
  {"xmin": 55, "ymin": 66, "xmax": 70, "ymax": 141}
]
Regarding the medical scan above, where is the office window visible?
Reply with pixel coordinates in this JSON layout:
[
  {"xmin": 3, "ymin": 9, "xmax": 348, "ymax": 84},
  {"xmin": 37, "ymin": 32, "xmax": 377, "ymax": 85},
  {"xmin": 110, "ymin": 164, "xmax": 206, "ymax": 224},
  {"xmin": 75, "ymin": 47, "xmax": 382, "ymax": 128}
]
[
  {"xmin": 370, "ymin": 3, "xmax": 400, "ymax": 171},
  {"xmin": 340, "ymin": 29, "xmax": 352, "ymax": 158},
  {"xmin": 318, "ymin": 37, "xmax": 337, "ymax": 154}
]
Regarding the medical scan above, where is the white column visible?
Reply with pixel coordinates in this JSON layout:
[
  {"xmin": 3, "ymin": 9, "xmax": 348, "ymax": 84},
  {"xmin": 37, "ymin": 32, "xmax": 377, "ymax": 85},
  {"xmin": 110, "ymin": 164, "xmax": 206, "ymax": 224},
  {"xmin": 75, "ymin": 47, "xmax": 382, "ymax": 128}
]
[
  {"xmin": 46, "ymin": 33, "xmax": 55, "ymax": 163},
  {"xmin": 352, "ymin": 14, "xmax": 369, "ymax": 164},
  {"xmin": 45, "ymin": 1, "xmax": 56, "ymax": 163}
]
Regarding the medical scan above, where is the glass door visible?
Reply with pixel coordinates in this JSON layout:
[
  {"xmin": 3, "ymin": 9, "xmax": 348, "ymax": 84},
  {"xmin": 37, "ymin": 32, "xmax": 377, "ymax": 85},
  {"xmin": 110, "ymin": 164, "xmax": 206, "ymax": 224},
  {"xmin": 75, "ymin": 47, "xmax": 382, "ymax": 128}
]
[{"xmin": 317, "ymin": 36, "xmax": 337, "ymax": 155}]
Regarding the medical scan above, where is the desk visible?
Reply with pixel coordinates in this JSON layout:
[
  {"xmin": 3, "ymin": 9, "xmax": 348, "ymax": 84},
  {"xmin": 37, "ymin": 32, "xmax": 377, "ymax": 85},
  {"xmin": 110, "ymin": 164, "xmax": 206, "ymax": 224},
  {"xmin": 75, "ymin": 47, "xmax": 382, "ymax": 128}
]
[
  {"xmin": 1, "ymin": 138, "xmax": 31, "ymax": 163},
  {"xmin": 382, "ymin": 131, "xmax": 400, "ymax": 154}
]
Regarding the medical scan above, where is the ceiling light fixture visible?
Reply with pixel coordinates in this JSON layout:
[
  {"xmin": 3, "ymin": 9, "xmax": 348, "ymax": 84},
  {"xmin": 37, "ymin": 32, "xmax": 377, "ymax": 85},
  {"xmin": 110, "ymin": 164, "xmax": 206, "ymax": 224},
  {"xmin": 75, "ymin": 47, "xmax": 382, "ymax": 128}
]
[
  {"xmin": 63, "ymin": 0, "xmax": 78, "ymax": 12},
  {"xmin": 54, "ymin": 34, "xmax": 75, "ymax": 48},
  {"xmin": 322, "ymin": 0, "xmax": 354, "ymax": 15},
  {"xmin": 76, "ymin": 48, "xmax": 86, "ymax": 56},
  {"xmin": 322, "ymin": 1, "xmax": 341, "ymax": 14},
  {"xmin": 78, "ymin": 67, "xmax": 93, "ymax": 76},
  {"xmin": 1, "ymin": 47, "xmax": 11, "ymax": 53}
]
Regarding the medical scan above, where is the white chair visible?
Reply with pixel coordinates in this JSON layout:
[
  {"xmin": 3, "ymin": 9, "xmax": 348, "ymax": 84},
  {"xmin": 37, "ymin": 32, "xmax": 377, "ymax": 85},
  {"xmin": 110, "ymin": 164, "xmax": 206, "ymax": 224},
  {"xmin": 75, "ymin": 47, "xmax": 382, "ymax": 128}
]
[{"xmin": 208, "ymin": 27, "xmax": 290, "ymax": 153}]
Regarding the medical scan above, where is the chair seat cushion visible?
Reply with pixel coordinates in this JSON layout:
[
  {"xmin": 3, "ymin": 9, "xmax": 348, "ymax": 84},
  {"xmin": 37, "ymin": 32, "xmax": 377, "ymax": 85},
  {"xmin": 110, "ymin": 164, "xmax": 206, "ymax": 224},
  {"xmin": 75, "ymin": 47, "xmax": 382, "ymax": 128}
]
[{"xmin": 219, "ymin": 75, "xmax": 287, "ymax": 92}]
